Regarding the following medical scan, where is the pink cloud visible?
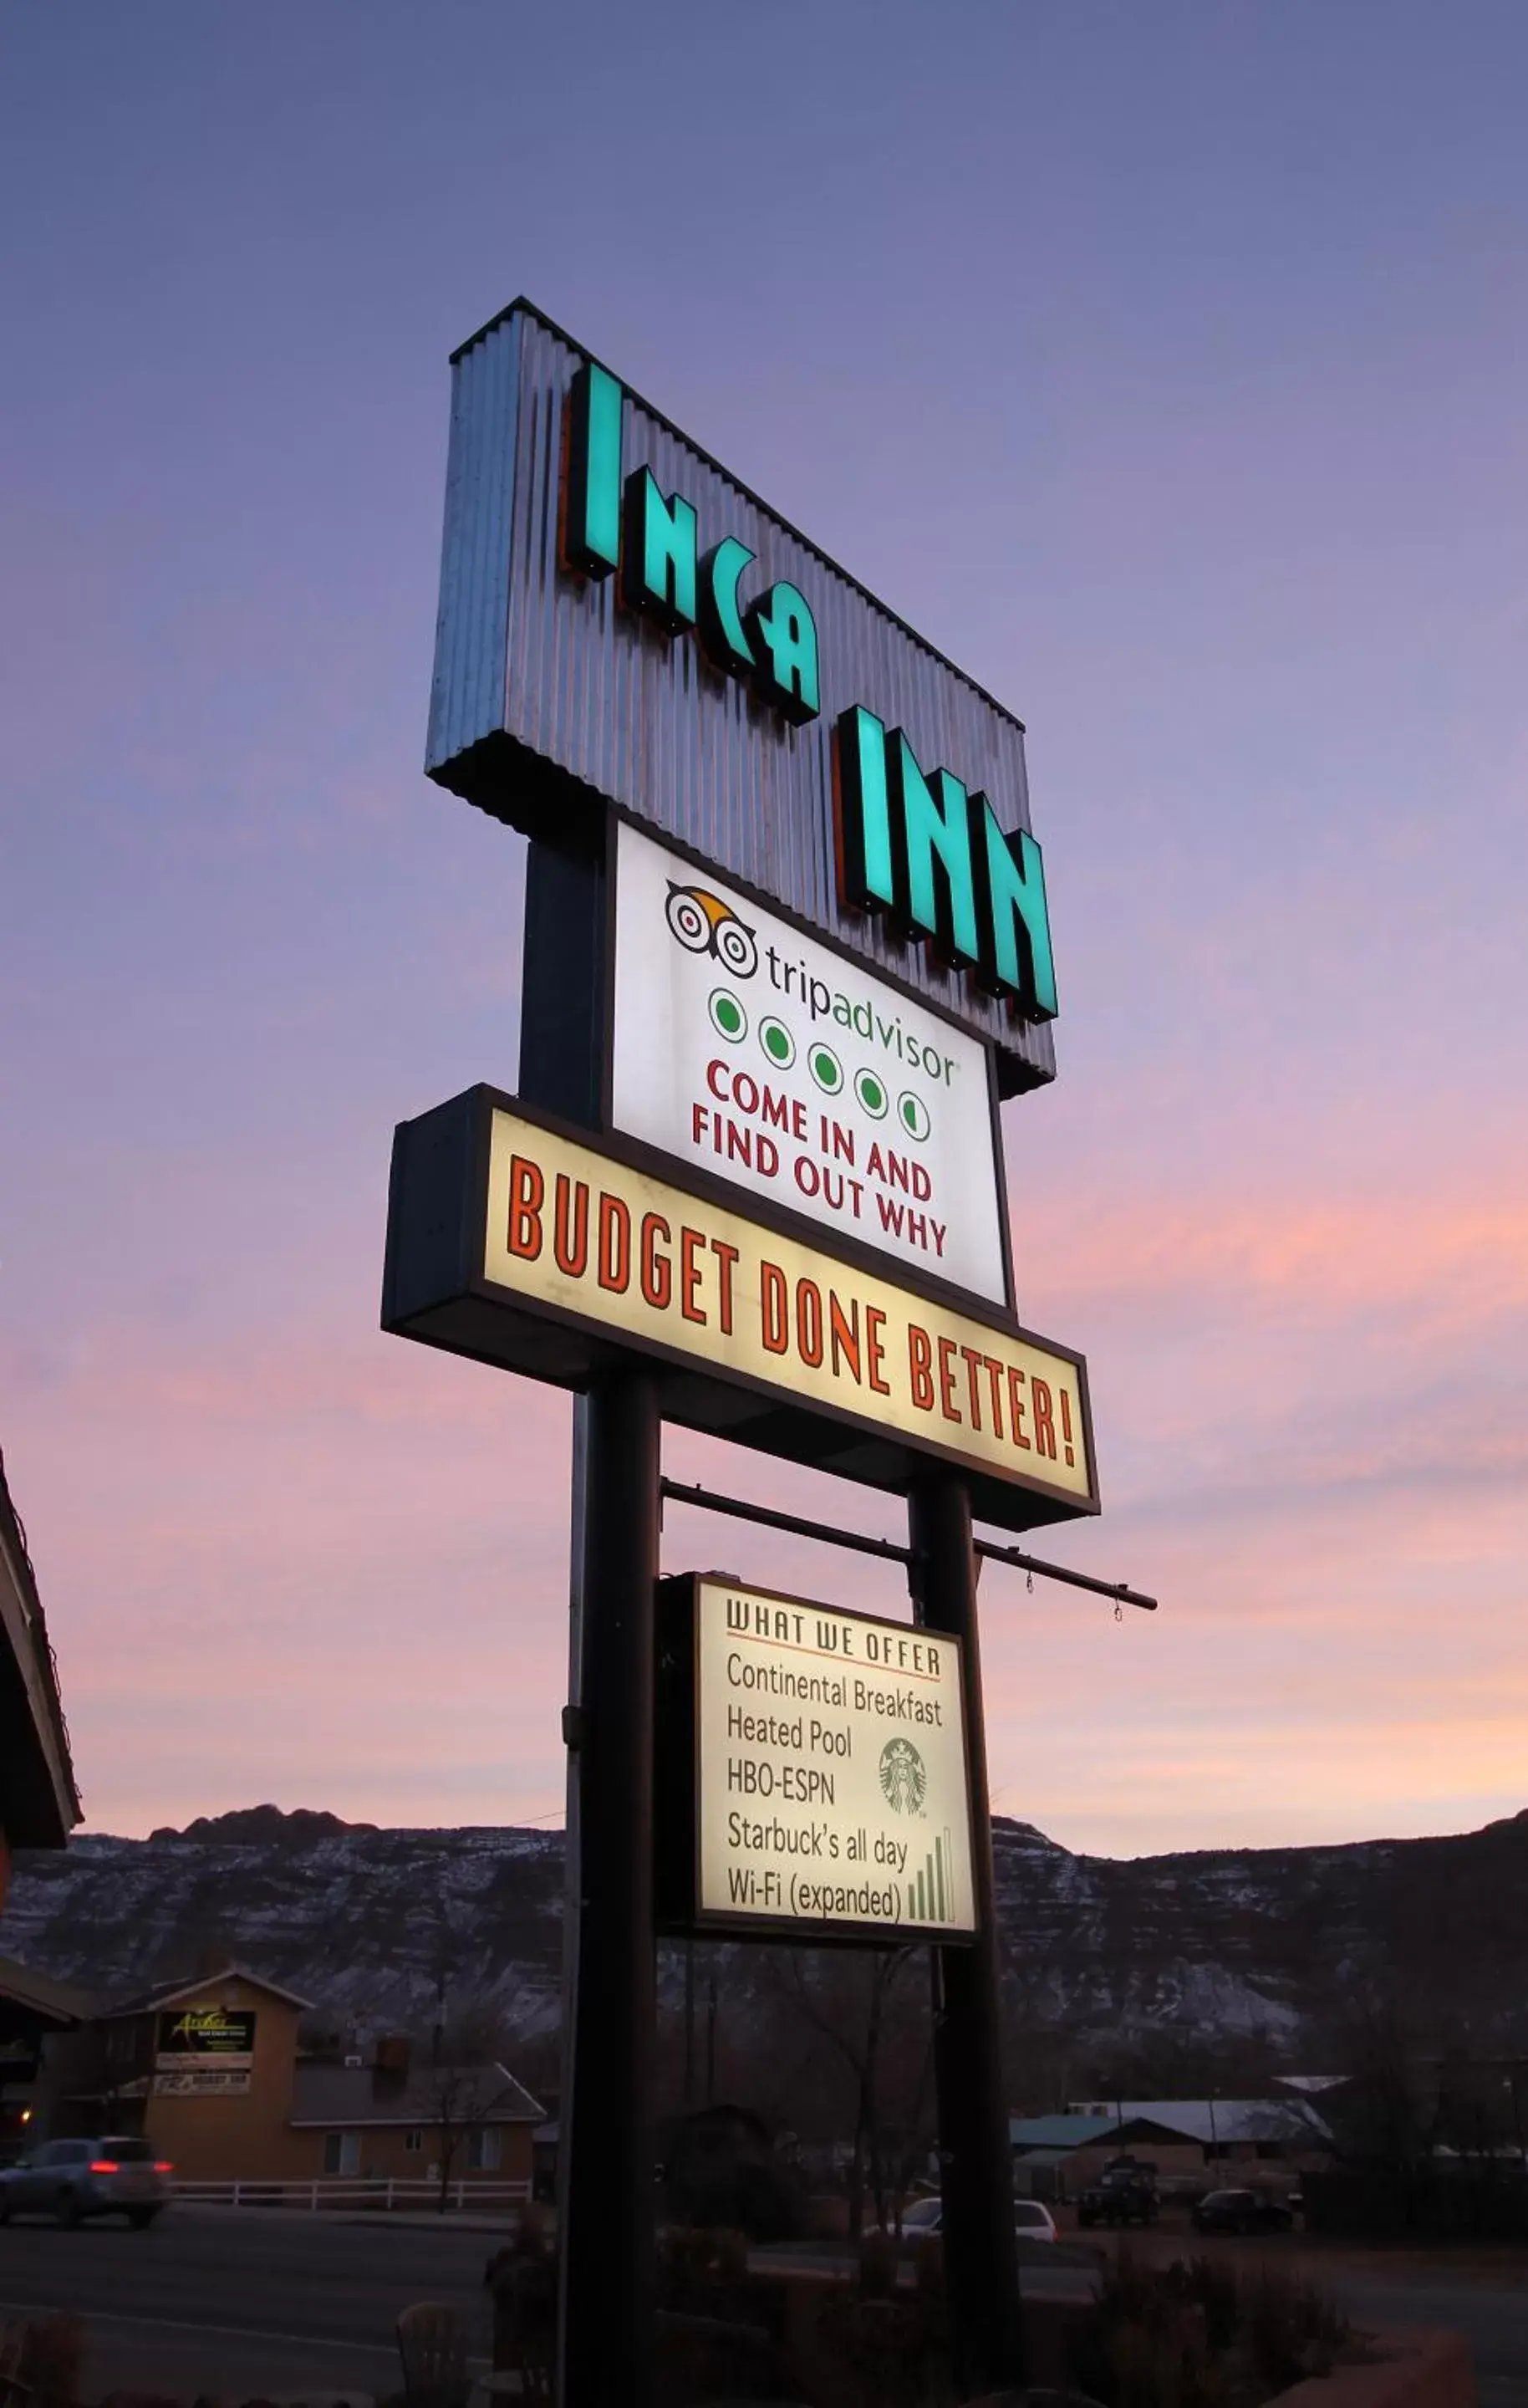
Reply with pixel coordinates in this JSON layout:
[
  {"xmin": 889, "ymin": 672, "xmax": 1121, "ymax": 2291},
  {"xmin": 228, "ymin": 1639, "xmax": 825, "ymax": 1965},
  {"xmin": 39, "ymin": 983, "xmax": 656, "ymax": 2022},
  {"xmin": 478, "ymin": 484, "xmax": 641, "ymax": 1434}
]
[{"xmin": 2, "ymin": 1135, "xmax": 1521, "ymax": 1852}]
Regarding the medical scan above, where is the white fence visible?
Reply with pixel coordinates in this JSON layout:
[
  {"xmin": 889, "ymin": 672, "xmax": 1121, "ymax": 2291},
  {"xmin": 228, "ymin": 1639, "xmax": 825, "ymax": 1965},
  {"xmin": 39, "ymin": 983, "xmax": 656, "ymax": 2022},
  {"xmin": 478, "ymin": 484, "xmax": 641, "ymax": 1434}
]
[{"xmin": 174, "ymin": 2176, "xmax": 532, "ymax": 2212}]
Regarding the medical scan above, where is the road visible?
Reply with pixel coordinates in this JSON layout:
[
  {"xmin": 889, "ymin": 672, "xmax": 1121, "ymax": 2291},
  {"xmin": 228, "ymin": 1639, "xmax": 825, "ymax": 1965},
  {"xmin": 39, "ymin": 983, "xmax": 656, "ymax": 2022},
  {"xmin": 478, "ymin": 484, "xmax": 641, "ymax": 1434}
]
[
  {"xmin": 0, "ymin": 2205, "xmax": 507, "ymax": 2399},
  {"xmin": 0, "ymin": 2206, "xmax": 1525, "ymax": 2403},
  {"xmin": 1336, "ymin": 2277, "xmax": 1528, "ymax": 2408}
]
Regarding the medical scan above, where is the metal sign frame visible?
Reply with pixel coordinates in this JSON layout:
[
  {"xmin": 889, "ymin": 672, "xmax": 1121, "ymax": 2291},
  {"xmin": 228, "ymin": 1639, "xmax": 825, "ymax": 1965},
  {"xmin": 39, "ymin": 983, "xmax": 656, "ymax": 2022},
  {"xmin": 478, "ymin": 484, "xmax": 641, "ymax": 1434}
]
[
  {"xmin": 568, "ymin": 808, "xmax": 1022, "ymax": 1324},
  {"xmin": 654, "ymin": 1571, "xmax": 978, "ymax": 1950},
  {"xmin": 392, "ymin": 288, "xmax": 1122, "ymax": 2403},
  {"xmin": 426, "ymin": 298, "xmax": 1057, "ymax": 1097}
]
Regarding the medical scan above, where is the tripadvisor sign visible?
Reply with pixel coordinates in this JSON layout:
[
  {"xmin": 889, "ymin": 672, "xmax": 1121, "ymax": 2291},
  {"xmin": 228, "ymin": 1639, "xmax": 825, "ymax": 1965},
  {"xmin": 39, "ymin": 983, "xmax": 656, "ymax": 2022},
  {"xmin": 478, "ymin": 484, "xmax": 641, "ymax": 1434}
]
[
  {"xmin": 611, "ymin": 823, "xmax": 1011, "ymax": 1309},
  {"xmin": 563, "ymin": 361, "xmax": 1056, "ymax": 1028}
]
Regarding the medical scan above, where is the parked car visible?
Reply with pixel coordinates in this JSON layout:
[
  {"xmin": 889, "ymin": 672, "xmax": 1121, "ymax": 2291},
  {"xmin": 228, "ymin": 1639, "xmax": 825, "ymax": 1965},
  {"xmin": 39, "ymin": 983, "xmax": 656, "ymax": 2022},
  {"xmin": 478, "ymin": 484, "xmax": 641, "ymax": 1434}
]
[
  {"xmin": 0, "ymin": 2137, "xmax": 171, "ymax": 2228},
  {"xmin": 1190, "ymin": 2187, "xmax": 1294, "ymax": 2237},
  {"xmin": 1077, "ymin": 2163, "xmax": 1159, "ymax": 2228},
  {"xmin": 884, "ymin": 2196, "xmax": 1057, "ymax": 2243}
]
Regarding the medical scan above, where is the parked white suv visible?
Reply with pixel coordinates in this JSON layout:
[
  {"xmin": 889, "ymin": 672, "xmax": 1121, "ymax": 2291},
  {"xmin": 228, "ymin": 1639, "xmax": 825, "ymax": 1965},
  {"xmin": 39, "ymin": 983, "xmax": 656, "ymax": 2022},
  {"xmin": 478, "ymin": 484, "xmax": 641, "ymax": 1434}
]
[
  {"xmin": 0, "ymin": 2136, "xmax": 171, "ymax": 2228},
  {"xmin": 889, "ymin": 2195, "xmax": 1057, "ymax": 2243}
]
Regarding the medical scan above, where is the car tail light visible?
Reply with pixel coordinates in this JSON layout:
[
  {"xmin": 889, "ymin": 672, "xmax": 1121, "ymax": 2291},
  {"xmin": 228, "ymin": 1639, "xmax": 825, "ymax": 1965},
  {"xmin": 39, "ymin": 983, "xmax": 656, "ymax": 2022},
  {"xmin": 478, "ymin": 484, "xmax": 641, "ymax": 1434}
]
[
  {"xmin": 90, "ymin": 2161, "xmax": 120, "ymax": 2174},
  {"xmin": 155, "ymin": 2161, "xmax": 173, "ymax": 2174}
]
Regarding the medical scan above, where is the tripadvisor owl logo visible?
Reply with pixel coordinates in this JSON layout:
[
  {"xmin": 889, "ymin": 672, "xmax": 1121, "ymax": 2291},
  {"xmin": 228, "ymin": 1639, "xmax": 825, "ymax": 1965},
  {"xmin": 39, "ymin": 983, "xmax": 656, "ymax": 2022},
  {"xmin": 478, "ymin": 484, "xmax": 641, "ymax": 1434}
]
[
  {"xmin": 879, "ymin": 1737, "xmax": 926, "ymax": 1816},
  {"xmin": 665, "ymin": 881, "xmax": 759, "ymax": 977}
]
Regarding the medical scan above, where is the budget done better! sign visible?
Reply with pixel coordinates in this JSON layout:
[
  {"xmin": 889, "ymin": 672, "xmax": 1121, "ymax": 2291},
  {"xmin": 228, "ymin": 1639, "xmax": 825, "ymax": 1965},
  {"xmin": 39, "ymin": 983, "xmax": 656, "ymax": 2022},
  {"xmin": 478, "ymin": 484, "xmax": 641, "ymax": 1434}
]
[
  {"xmin": 612, "ymin": 823, "xmax": 1010, "ymax": 1309},
  {"xmin": 485, "ymin": 1105, "xmax": 1091, "ymax": 1502}
]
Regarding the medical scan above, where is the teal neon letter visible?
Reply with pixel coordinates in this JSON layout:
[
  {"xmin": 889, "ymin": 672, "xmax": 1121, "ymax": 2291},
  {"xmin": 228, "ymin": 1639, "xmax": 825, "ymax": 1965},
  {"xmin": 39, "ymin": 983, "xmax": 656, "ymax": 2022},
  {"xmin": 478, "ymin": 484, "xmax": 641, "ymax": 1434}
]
[
  {"xmin": 621, "ymin": 469, "xmax": 697, "ymax": 629},
  {"xmin": 971, "ymin": 796, "xmax": 1057, "ymax": 1019},
  {"xmin": 563, "ymin": 360, "xmax": 622, "ymax": 577},
  {"xmin": 745, "ymin": 581, "xmax": 819, "ymax": 723},
  {"xmin": 699, "ymin": 538, "xmax": 756, "ymax": 676},
  {"xmin": 889, "ymin": 736, "xmax": 980, "ymax": 967},
  {"xmin": 833, "ymin": 707, "xmax": 896, "ymax": 913}
]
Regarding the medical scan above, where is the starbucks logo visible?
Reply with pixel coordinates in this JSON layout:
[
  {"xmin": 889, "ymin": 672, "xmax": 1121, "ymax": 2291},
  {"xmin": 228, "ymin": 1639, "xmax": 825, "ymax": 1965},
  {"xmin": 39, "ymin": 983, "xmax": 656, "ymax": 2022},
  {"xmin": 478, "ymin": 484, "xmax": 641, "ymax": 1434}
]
[{"xmin": 879, "ymin": 1737, "xmax": 926, "ymax": 1816}]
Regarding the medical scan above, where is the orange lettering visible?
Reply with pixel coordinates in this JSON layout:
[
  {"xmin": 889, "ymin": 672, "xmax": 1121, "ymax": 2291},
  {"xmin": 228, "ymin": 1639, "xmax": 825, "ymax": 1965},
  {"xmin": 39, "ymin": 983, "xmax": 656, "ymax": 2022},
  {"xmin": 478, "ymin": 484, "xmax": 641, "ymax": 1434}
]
[
  {"xmin": 937, "ymin": 1336, "xmax": 961, "ymax": 1423},
  {"xmin": 553, "ymin": 1174, "xmax": 588, "ymax": 1278},
  {"xmin": 908, "ymin": 1324, "xmax": 935, "ymax": 1411},
  {"xmin": 597, "ymin": 1193, "xmax": 630, "ymax": 1292},
  {"xmin": 761, "ymin": 1261, "xmax": 789, "ymax": 1354},
  {"xmin": 639, "ymin": 1213, "xmax": 672, "ymax": 1311},
  {"xmin": 679, "ymin": 1226, "xmax": 706, "ymax": 1323},
  {"xmin": 507, "ymin": 1156, "xmax": 544, "ymax": 1260},
  {"xmin": 828, "ymin": 1293, "xmax": 861, "ymax": 1384},
  {"xmin": 796, "ymin": 1278, "xmax": 824, "ymax": 1368},
  {"xmin": 710, "ymin": 1239, "xmax": 738, "ymax": 1334},
  {"xmin": 865, "ymin": 1306, "xmax": 890, "ymax": 1395}
]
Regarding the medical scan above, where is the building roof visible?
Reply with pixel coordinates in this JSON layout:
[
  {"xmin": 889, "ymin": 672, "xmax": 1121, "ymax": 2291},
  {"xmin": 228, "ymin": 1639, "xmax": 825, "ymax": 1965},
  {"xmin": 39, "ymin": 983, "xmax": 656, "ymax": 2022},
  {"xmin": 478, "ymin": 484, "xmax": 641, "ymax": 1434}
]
[
  {"xmin": 102, "ymin": 1965, "xmax": 314, "ymax": 2018},
  {"xmin": 0, "ymin": 1950, "xmax": 94, "ymax": 2025},
  {"xmin": 1010, "ymin": 2114, "xmax": 1118, "ymax": 2150},
  {"xmin": 0, "ymin": 1448, "xmax": 81, "ymax": 1848},
  {"xmin": 289, "ymin": 2060, "xmax": 545, "ymax": 2130},
  {"xmin": 1067, "ymin": 2099, "xmax": 1329, "ymax": 2145}
]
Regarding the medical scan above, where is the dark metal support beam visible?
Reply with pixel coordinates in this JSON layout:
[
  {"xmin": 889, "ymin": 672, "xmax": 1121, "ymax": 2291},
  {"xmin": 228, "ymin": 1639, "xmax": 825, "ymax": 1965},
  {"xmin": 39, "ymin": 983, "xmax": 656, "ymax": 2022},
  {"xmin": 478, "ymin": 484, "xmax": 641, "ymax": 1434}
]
[
  {"xmin": 560, "ymin": 1369, "xmax": 660, "ymax": 2408},
  {"xmin": 909, "ymin": 1475, "xmax": 1024, "ymax": 2395},
  {"xmin": 660, "ymin": 1476, "xmax": 912, "ymax": 1566},
  {"xmin": 975, "ymin": 1538, "xmax": 1158, "ymax": 1614},
  {"xmin": 658, "ymin": 1477, "xmax": 1157, "ymax": 1611}
]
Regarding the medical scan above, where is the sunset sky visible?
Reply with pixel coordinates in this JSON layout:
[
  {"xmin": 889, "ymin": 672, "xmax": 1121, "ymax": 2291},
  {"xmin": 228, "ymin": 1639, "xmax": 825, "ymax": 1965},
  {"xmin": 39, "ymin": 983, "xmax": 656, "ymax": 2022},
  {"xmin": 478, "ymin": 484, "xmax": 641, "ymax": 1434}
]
[{"xmin": 3, "ymin": 1, "xmax": 1524, "ymax": 1856}]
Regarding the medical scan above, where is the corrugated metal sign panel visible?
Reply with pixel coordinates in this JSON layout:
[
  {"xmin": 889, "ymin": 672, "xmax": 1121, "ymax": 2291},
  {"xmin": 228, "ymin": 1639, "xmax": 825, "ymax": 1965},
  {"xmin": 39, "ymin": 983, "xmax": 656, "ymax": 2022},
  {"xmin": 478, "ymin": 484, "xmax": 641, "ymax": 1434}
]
[{"xmin": 427, "ymin": 298, "xmax": 1057, "ymax": 1094}]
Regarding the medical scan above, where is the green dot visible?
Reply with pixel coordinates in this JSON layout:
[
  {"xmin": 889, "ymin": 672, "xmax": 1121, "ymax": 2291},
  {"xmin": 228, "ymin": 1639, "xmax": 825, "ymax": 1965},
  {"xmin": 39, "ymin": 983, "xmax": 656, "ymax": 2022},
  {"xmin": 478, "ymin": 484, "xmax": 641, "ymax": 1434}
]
[
  {"xmin": 767, "ymin": 1026, "xmax": 790, "ymax": 1059},
  {"xmin": 708, "ymin": 989, "xmax": 747, "ymax": 1042},
  {"xmin": 810, "ymin": 1047, "xmax": 843, "ymax": 1093}
]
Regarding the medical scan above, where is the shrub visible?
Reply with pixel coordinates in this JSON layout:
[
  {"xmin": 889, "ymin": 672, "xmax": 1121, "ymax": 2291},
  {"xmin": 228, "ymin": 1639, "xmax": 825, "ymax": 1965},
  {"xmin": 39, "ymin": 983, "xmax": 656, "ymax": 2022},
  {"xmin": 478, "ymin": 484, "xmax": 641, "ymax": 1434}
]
[
  {"xmin": 1066, "ymin": 2253, "xmax": 1349, "ymax": 2408},
  {"xmin": 814, "ymin": 2294, "xmax": 949, "ymax": 2408},
  {"xmin": 15, "ymin": 2316, "xmax": 84, "ymax": 2408},
  {"xmin": 1240, "ymin": 2268, "xmax": 1348, "ymax": 2393}
]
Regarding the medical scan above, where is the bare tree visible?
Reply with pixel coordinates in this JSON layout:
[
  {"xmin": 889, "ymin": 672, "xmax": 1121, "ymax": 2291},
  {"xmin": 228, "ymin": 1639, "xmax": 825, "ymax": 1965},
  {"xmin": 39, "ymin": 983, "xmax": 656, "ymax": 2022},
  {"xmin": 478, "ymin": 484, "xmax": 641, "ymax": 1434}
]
[
  {"xmin": 413, "ymin": 2053, "xmax": 527, "ymax": 2212},
  {"xmin": 761, "ymin": 1947, "xmax": 927, "ymax": 2239}
]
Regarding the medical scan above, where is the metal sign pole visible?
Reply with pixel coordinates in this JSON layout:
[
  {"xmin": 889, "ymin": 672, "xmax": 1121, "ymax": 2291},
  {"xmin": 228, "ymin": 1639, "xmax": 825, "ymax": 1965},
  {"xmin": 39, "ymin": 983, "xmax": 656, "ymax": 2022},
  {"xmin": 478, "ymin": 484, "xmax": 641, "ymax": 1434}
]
[
  {"xmin": 909, "ymin": 1473, "xmax": 1024, "ymax": 2396},
  {"xmin": 557, "ymin": 1368, "xmax": 661, "ymax": 2408},
  {"xmin": 553, "ymin": 1397, "xmax": 588, "ymax": 2399}
]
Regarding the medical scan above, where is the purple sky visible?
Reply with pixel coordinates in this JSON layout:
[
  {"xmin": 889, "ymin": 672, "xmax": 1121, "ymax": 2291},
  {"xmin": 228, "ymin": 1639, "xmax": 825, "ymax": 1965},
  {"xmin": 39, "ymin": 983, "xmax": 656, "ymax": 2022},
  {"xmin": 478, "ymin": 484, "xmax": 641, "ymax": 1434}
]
[{"xmin": 3, "ymin": 3, "xmax": 1524, "ymax": 1854}]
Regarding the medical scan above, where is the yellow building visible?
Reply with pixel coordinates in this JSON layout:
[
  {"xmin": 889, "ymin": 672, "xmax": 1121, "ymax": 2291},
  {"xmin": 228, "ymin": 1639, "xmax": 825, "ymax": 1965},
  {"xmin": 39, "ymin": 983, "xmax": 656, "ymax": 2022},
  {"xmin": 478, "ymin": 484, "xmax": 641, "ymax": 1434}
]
[{"xmin": 46, "ymin": 1966, "xmax": 542, "ymax": 2193}]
